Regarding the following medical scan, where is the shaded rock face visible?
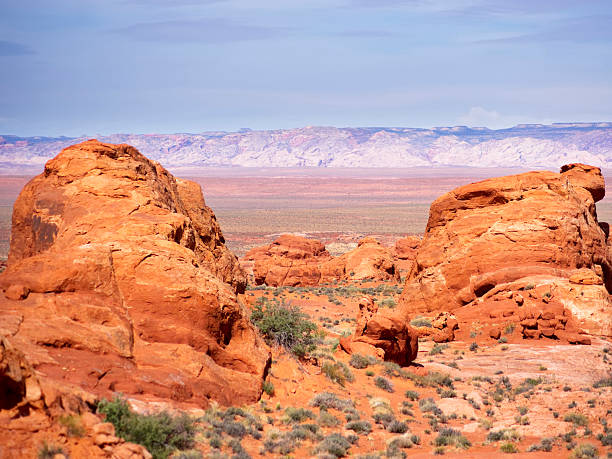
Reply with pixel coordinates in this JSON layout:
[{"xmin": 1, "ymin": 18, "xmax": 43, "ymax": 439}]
[
  {"xmin": 0, "ymin": 140, "xmax": 270, "ymax": 407},
  {"xmin": 244, "ymin": 235, "xmax": 400, "ymax": 286},
  {"xmin": 340, "ymin": 297, "xmax": 419, "ymax": 366},
  {"xmin": 399, "ymin": 163, "xmax": 611, "ymax": 337}
]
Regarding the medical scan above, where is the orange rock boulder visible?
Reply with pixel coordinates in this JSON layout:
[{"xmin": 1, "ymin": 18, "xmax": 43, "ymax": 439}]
[
  {"xmin": 243, "ymin": 235, "xmax": 401, "ymax": 286},
  {"xmin": 398, "ymin": 163, "xmax": 611, "ymax": 338},
  {"xmin": 320, "ymin": 237, "xmax": 401, "ymax": 283},
  {"xmin": 0, "ymin": 140, "xmax": 270, "ymax": 408},
  {"xmin": 244, "ymin": 234, "xmax": 332, "ymax": 287},
  {"xmin": 340, "ymin": 297, "xmax": 419, "ymax": 366}
]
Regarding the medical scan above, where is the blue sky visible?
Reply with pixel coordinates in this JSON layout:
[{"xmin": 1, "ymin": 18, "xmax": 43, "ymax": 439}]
[{"xmin": 0, "ymin": 0, "xmax": 611, "ymax": 136}]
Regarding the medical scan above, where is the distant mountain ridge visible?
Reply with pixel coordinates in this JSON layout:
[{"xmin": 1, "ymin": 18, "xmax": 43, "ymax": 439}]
[{"xmin": 1, "ymin": 122, "xmax": 611, "ymax": 173}]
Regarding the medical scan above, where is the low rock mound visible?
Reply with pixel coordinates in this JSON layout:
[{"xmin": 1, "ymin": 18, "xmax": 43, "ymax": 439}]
[
  {"xmin": 398, "ymin": 163, "xmax": 611, "ymax": 339},
  {"xmin": 0, "ymin": 140, "xmax": 270, "ymax": 408},
  {"xmin": 339, "ymin": 297, "xmax": 419, "ymax": 366},
  {"xmin": 244, "ymin": 235, "xmax": 401, "ymax": 286}
]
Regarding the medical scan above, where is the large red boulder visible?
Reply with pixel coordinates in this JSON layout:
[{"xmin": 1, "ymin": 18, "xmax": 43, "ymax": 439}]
[
  {"xmin": 0, "ymin": 140, "xmax": 270, "ymax": 408},
  {"xmin": 340, "ymin": 297, "xmax": 419, "ymax": 366},
  {"xmin": 398, "ymin": 163, "xmax": 611, "ymax": 338}
]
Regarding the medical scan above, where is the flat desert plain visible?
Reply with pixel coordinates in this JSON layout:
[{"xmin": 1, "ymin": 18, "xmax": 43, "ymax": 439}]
[{"xmin": 1, "ymin": 167, "xmax": 612, "ymax": 259}]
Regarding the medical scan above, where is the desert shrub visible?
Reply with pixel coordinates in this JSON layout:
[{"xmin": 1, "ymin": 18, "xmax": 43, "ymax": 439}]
[
  {"xmin": 487, "ymin": 429, "xmax": 521, "ymax": 443},
  {"xmin": 375, "ymin": 376, "xmax": 394, "ymax": 393},
  {"xmin": 440, "ymin": 389, "xmax": 456, "ymax": 398},
  {"xmin": 222, "ymin": 420, "xmax": 247, "ymax": 438},
  {"xmin": 38, "ymin": 442, "xmax": 66, "ymax": 459},
  {"xmin": 262, "ymin": 380, "xmax": 275, "ymax": 396},
  {"xmin": 350, "ymin": 353, "xmax": 373, "ymax": 369},
  {"xmin": 58, "ymin": 414, "xmax": 85, "ymax": 437},
  {"xmin": 250, "ymin": 300, "xmax": 317, "ymax": 357},
  {"xmin": 526, "ymin": 437, "xmax": 553, "ymax": 452},
  {"xmin": 419, "ymin": 398, "xmax": 442, "ymax": 416},
  {"xmin": 570, "ymin": 443, "xmax": 598, "ymax": 458},
  {"xmin": 564, "ymin": 412, "xmax": 589, "ymax": 427},
  {"xmin": 283, "ymin": 407, "xmax": 314, "ymax": 424},
  {"xmin": 310, "ymin": 392, "xmax": 354, "ymax": 411},
  {"xmin": 593, "ymin": 376, "xmax": 612, "ymax": 388},
  {"xmin": 318, "ymin": 410, "xmax": 341, "ymax": 427},
  {"xmin": 500, "ymin": 442, "xmax": 518, "ymax": 453},
  {"xmin": 434, "ymin": 428, "xmax": 471, "ymax": 449},
  {"xmin": 97, "ymin": 396, "xmax": 196, "ymax": 459},
  {"xmin": 263, "ymin": 430, "xmax": 298, "ymax": 455},
  {"xmin": 429, "ymin": 344, "xmax": 448, "ymax": 355},
  {"xmin": 387, "ymin": 420, "xmax": 408, "ymax": 434},
  {"xmin": 322, "ymin": 361, "xmax": 355, "ymax": 387},
  {"xmin": 346, "ymin": 420, "xmax": 372, "ymax": 434},
  {"xmin": 405, "ymin": 371, "xmax": 453, "ymax": 389},
  {"xmin": 383, "ymin": 361, "xmax": 403, "ymax": 377},
  {"xmin": 316, "ymin": 433, "xmax": 352, "ymax": 457},
  {"xmin": 404, "ymin": 390, "xmax": 419, "ymax": 401},
  {"xmin": 469, "ymin": 342, "xmax": 479, "ymax": 352},
  {"xmin": 410, "ymin": 317, "xmax": 432, "ymax": 327}
]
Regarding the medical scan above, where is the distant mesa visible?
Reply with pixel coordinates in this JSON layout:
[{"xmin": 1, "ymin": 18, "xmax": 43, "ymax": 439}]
[
  {"xmin": 0, "ymin": 140, "xmax": 271, "ymax": 412},
  {"xmin": 1, "ymin": 122, "xmax": 611, "ymax": 172}
]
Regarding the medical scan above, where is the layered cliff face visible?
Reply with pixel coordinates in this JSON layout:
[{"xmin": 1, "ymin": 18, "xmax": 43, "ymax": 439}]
[
  {"xmin": 0, "ymin": 140, "xmax": 270, "ymax": 408},
  {"xmin": 398, "ymin": 163, "xmax": 611, "ymax": 338}
]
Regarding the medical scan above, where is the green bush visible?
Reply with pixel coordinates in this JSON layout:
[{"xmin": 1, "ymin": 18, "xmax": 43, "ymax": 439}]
[
  {"xmin": 500, "ymin": 442, "xmax": 518, "ymax": 453},
  {"xmin": 322, "ymin": 361, "xmax": 354, "ymax": 387},
  {"xmin": 564, "ymin": 412, "xmax": 589, "ymax": 427},
  {"xmin": 316, "ymin": 433, "xmax": 352, "ymax": 457},
  {"xmin": 349, "ymin": 353, "xmax": 373, "ymax": 369},
  {"xmin": 405, "ymin": 390, "xmax": 419, "ymax": 401},
  {"xmin": 593, "ymin": 376, "xmax": 612, "ymax": 388},
  {"xmin": 429, "ymin": 344, "xmax": 448, "ymax": 355},
  {"xmin": 97, "ymin": 396, "xmax": 196, "ymax": 459},
  {"xmin": 387, "ymin": 420, "xmax": 408, "ymax": 434},
  {"xmin": 374, "ymin": 376, "xmax": 394, "ymax": 393},
  {"xmin": 58, "ymin": 414, "xmax": 85, "ymax": 437},
  {"xmin": 310, "ymin": 392, "xmax": 354, "ymax": 411},
  {"xmin": 410, "ymin": 317, "xmax": 432, "ymax": 328},
  {"xmin": 250, "ymin": 300, "xmax": 317, "ymax": 357},
  {"xmin": 283, "ymin": 407, "xmax": 315, "ymax": 424},
  {"xmin": 262, "ymin": 380, "xmax": 275, "ymax": 396},
  {"xmin": 38, "ymin": 442, "xmax": 66, "ymax": 459},
  {"xmin": 346, "ymin": 420, "xmax": 372, "ymax": 434},
  {"xmin": 570, "ymin": 443, "xmax": 598, "ymax": 458},
  {"xmin": 434, "ymin": 428, "xmax": 471, "ymax": 449}
]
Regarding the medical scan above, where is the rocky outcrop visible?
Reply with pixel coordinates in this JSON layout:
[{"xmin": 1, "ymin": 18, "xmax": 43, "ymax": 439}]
[
  {"xmin": 339, "ymin": 297, "xmax": 419, "ymax": 366},
  {"xmin": 245, "ymin": 234, "xmax": 332, "ymax": 287},
  {"xmin": 0, "ymin": 336, "xmax": 152, "ymax": 458},
  {"xmin": 0, "ymin": 140, "xmax": 270, "ymax": 408},
  {"xmin": 244, "ymin": 235, "xmax": 401, "ymax": 286},
  {"xmin": 322, "ymin": 237, "xmax": 401, "ymax": 283},
  {"xmin": 398, "ymin": 163, "xmax": 611, "ymax": 338}
]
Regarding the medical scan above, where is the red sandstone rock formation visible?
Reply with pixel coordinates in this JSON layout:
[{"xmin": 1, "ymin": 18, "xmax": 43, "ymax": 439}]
[
  {"xmin": 245, "ymin": 234, "xmax": 332, "ymax": 287},
  {"xmin": 339, "ymin": 297, "xmax": 419, "ymax": 366},
  {"xmin": 0, "ymin": 140, "xmax": 270, "ymax": 410},
  {"xmin": 244, "ymin": 235, "xmax": 401, "ymax": 286},
  {"xmin": 0, "ymin": 336, "xmax": 152, "ymax": 458},
  {"xmin": 398, "ymin": 163, "xmax": 611, "ymax": 339}
]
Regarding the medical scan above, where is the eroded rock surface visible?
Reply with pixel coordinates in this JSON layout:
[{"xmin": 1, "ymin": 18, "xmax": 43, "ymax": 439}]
[
  {"xmin": 244, "ymin": 235, "xmax": 401, "ymax": 286},
  {"xmin": 398, "ymin": 163, "xmax": 611, "ymax": 338},
  {"xmin": 0, "ymin": 140, "xmax": 270, "ymax": 408},
  {"xmin": 340, "ymin": 297, "xmax": 419, "ymax": 366}
]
